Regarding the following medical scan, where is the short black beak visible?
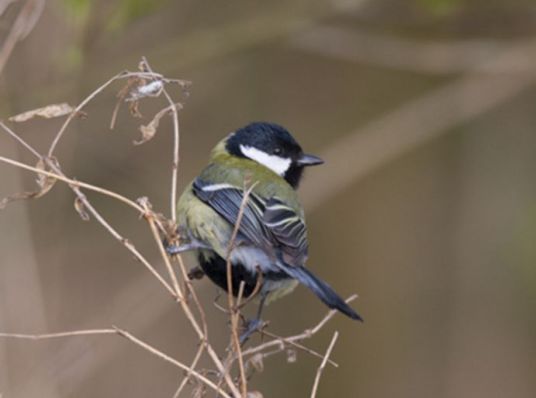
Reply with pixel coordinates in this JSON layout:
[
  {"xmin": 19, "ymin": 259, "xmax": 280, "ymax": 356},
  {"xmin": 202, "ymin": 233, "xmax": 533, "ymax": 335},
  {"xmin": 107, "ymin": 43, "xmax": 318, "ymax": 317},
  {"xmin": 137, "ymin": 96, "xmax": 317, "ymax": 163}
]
[{"xmin": 297, "ymin": 153, "xmax": 324, "ymax": 166}]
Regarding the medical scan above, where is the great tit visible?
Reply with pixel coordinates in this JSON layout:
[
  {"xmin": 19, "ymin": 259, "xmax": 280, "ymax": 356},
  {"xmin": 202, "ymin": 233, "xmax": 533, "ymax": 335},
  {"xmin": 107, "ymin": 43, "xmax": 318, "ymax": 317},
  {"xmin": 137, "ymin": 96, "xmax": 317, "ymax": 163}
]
[{"xmin": 171, "ymin": 122, "xmax": 362, "ymax": 335}]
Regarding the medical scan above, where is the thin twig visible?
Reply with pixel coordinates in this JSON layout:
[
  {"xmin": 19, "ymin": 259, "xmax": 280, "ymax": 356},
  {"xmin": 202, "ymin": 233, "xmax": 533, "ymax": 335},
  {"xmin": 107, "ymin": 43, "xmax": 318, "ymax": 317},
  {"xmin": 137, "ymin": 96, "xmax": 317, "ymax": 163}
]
[
  {"xmin": 173, "ymin": 342, "xmax": 206, "ymax": 398},
  {"xmin": 0, "ymin": 155, "xmax": 175, "ymax": 296},
  {"xmin": 143, "ymin": 202, "xmax": 183, "ymax": 299},
  {"xmin": 242, "ymin": 295, "xmax": 357, "ymax": 359},
  {"xmin": 112, "ymin": 327, "xmax": 232, "ymax": 398},
  {"xmin": 169, "ymin": 243, "xmax": 241, "ymax": 396},
  {"xmin": 261, "ymin": 330, "xmax": 338, "ymax": 368},
  {"xmin": 46, "ymin": 70, "xmax": 173, "ymax": 157},
  {"xmin": 0, "ymin": 329, "xmax": 116, "ymax": 339},
  {"xmin": 310, "ymin": 331, "xmax": 339, "ymax": 398},
  {"xmin": 225, "ymin": 182, "xmax": 257, "ymax": 397},
  {"xmin": 0, "ymin": 120, "xmax": 42, "ymax": 158},
  {"xmin": 0, "ymin": 155, "xmax": 145, "ymax": 214},
  {"xmin": 0, "ymin": 326, "xmax": 231, "ymax": 397},
  {"xmin": 0, "ymin": 124, "xmax": 178, "ymax": 297},
  {"xmin": 140, "ymin": 57, "xmax": 182, "ymax": 223}
]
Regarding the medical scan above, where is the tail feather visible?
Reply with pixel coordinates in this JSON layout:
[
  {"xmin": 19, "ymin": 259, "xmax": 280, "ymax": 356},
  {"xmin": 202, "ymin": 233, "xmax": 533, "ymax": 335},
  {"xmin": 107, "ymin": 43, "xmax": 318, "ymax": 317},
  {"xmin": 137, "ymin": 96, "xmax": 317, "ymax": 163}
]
[{"xmin": 283, "ymin": 265, "xmax": 362, "ymax": 321}]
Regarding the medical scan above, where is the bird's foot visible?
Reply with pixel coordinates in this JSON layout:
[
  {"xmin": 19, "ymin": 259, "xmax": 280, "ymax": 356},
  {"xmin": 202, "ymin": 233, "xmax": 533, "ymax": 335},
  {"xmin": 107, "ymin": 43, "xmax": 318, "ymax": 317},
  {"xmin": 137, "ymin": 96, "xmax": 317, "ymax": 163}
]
[{"xmin": 239, "ymin": 318, "xmax": 265, "ymax": 345}]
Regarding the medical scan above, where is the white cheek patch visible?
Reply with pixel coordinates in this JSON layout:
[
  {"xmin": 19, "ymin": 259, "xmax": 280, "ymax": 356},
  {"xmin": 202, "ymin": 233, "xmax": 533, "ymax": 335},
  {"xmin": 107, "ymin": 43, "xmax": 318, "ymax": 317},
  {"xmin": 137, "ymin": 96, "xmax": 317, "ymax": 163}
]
[{"xmin": 240, "ymin": 145, "xmax": 291, "ymax": 176}]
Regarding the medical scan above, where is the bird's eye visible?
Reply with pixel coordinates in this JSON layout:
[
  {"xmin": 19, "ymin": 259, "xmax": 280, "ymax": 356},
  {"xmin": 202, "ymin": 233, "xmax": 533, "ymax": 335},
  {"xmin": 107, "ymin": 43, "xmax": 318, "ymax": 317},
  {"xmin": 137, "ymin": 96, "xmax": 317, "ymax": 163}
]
[{"xmin": 273, "ymin": 148, "xmax": 282, "ymax": 155}]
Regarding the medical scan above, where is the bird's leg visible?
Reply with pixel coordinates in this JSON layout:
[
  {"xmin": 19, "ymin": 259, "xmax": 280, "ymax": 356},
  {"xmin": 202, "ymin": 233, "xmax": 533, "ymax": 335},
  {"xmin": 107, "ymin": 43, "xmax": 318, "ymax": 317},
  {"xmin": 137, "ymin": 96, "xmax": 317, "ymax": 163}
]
[{"xmin": 239, "ymin": 293, "xmax": 267, "ymax": 345}]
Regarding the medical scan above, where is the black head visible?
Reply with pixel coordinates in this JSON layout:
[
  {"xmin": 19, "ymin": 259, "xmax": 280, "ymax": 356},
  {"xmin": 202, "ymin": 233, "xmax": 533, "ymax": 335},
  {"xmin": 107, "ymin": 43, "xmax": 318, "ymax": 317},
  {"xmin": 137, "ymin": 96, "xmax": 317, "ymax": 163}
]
[{"xmin": 225, "ymin": 122, "xmax": 323, "ymax": 188}]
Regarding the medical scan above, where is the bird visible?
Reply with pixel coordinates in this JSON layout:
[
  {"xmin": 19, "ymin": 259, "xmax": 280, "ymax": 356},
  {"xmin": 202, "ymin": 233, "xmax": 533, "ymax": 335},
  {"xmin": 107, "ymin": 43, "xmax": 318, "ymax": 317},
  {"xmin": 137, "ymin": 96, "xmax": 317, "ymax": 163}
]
[{"xmin": 169, "ymin": 122, "xmax": 362, "ymax": 339}]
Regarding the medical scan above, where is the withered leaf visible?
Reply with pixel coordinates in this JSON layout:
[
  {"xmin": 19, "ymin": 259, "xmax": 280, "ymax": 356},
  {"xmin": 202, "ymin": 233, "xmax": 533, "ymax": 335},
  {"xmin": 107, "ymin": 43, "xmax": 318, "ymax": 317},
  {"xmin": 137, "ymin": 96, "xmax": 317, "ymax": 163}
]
[
  {"xmin": 0, "ymin": 159, "xmax": 57, "ymax": 210},
  {"xmin": 110, "ymin": 77, "xmax": 143, "ymax": 130},
  {"xmin": 9, "ymin": 103, "xmax": 75, "ymax": 122},
  {"xmin": 128, "ymin": 100, "xmax": 143, "ymax": 119},
  {"xmin": 134, "ymin": 106, "xmax": 171, "ymax": 145}
]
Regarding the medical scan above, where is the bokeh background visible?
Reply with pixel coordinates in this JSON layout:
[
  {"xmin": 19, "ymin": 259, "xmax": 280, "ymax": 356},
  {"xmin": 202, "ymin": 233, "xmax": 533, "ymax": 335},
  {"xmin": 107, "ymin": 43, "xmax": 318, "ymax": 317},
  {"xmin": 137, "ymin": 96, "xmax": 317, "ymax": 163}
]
[{"xmin": 1, "ymin": 0, "xmax": 536, "ymax": 397}]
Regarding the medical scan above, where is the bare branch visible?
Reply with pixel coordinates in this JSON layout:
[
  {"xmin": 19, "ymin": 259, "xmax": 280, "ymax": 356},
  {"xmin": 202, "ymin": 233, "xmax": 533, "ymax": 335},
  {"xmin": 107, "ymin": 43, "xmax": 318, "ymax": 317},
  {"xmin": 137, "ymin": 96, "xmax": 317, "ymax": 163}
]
[
  {"xmin": 0, "ymin": 154, "xmax": 144, "ymax": 214},
  {"xmin": 225, "ymin": 182, "xmax": 258, "ymax": 397},
  {"xmin": 172, "ymin": 343, "xmax": 206, "ymax": 398},
  {"xmin": 0, "ymin": 120, "xmax": 41, "ymax": 158},
  {"xmin": 310, "ymin": 331, "xmax": 339, "ymax": 398},
  {"xmin": 242, "ymin": 295, "xmax": 357, "ymax": 359},
  {"xmin": 113, "ymin": 327, "xmax": 233, "ymax": 398},
  {"xmin": 0, "ymin": 329, "xmax": 116, "ymax": 340}
]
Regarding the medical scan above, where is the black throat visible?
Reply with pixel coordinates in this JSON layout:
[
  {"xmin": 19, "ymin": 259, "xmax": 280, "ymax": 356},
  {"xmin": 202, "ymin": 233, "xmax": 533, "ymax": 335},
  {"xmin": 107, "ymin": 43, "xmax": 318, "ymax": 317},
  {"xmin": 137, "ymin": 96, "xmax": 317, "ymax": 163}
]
[{"xmin": 284, "ymin": 165, "xmax": 305, "ymax": 189}]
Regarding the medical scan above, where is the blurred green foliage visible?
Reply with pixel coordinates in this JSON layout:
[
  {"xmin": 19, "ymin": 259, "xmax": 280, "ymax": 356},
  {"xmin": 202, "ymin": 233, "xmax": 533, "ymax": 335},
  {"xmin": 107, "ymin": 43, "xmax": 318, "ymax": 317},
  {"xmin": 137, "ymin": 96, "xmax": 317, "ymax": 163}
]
[
  {"xmin": 107, "ymin": 0, "xmax": 170, "ymax": 31},
  {"xmin": 416, "ymin": 0, "xmax": 462, "ymax": 15},
  {"xmin": 62, "ymin": 0, "xmax": 170, "ymax": 30}
]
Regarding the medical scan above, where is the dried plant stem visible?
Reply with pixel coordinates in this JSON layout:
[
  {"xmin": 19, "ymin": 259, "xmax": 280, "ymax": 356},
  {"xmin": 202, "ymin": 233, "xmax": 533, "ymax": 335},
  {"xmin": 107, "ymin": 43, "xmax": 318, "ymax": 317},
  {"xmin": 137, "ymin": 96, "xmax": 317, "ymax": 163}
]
[
  {"xmin": 242, "ymin": 295, "xmax": 357, "ymax": 359},
  {"xmin": 0, "ymin": 120, "xmax": 41, "ymax": 158},
  {"xmin": 0, "ymin": 327, "xmax": 229, "ymax": 398},
  {"xmin": 0, "ymin": 327, "xmax": 229, "ymax": 396},
  {"xmin": 0, "ymin": 156, "xmax": 177, "ymax": 297},
  {"xmin": 139, "ymin": 57, "xmax": 181, "ymax": 223},
  {"xmin": 0, "ymin": 329, "xmax": 116, "ymax": 340},
  {"xmin": 144, "ymin": 205, "xmax": 183, "ymax": 299},
  {"xmin": 225, "ymin": 183, "xmax": 257, "ymax": 397},
  {"xmin": 46, "ymin": 70, "xmax": 172, "ymax": 157},
  {"xmin": 0, "ymin": 123, "xmax": 180, "ymax": 297},
  {"xmin": 0, "ymin": 326, "xmax": 230, "ymax": 398},
  {"xmin": 167, "ymin": 92, "xmax": 180, "ymax": 223},
  {"xmin": 173, "ymin": 342, "xmax": 205, "ymax": 398},
  {"xmin": 146, "ymin": 214, "xmax": 240, "ymax": 396},
  {"xmin": 0, "ymin": 155, "xmax": 144, "ymax": 214},
  {"xmin": 261, "ymin": 330, "xmax": 338, "ymax": 367},
  {"xmin": 112, "ymin": 327, "xmax": 232, "ymax": 398},
  {"xmin": 310, "ymin": 331, "xmax": 339, "ymax": 398},
  {"xmin": 48, "ymin": 74, "xmax": 121, "ymax": 156}
]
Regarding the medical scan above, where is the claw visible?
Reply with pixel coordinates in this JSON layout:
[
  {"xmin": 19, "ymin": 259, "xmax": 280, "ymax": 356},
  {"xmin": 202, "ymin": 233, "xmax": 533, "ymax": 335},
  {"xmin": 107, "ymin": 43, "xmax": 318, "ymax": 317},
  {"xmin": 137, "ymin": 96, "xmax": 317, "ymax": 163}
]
[{"xmin": 239, "ymin": 318, "xmax": 264, "ymax": 344}]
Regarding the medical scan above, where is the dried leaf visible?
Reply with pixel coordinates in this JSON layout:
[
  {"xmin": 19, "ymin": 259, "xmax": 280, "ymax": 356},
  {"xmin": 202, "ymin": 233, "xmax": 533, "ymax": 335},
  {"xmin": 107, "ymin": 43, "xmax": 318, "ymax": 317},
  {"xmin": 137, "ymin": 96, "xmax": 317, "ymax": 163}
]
[
  {"xmin": 249, "ymin": 353, "xmax": 264, "ymax": 372},
  {"xmin": 74, "ymin": 197, "xmax": 90, "ymax": 221},
  {"xmin": 110, "ymin": 77, "xmax": 142, "ymax": 129},
  {"xmin": 134, "ymin": 106, "xmax": 171, "ymax": 145},
  {"xmin": 247, "ymin": 392, "xmax": 264, "ymax": 398},
  {"xmin": 9, "ymin": 103, "xmax": 75, "ymax": 122},
  {"xmin": 0, "ymin": 159, "xmax": 56, "ymax": 210},
  {"xmin": 129, "ymin": 100, "xmax": 143, "ymax": 118}
]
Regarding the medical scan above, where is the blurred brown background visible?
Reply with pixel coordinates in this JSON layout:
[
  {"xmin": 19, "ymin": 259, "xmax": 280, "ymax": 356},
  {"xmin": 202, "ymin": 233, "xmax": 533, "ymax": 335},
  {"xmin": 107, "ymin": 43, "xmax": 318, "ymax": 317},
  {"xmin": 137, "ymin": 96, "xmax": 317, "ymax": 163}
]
[{"xmin": 1, "ymin": 0, "xmax": 536, "ymax": 397}]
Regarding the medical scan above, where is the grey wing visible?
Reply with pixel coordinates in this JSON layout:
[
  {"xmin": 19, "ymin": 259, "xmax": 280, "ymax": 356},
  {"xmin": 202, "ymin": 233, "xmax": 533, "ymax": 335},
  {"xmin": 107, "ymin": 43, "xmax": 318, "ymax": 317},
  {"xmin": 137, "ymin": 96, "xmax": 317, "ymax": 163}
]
[
  {"xmin": 262, "ymin": 198, "xmax": 308, "ymax": 265},
  {"xmin": 192, "ymin": 178, "xmax": 271, "ymax": 249},
  {"xmin": 192, "ymin": 178, "xmax": 308, "ymax": 266}
]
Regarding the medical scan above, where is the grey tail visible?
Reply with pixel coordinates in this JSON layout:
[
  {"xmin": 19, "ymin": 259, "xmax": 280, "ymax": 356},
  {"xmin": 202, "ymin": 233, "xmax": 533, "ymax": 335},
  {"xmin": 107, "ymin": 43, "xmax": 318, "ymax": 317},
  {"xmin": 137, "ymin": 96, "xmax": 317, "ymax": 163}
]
[{"xmin": 283, "ymin": 265, "xmax": 363, "ymax": 321}]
